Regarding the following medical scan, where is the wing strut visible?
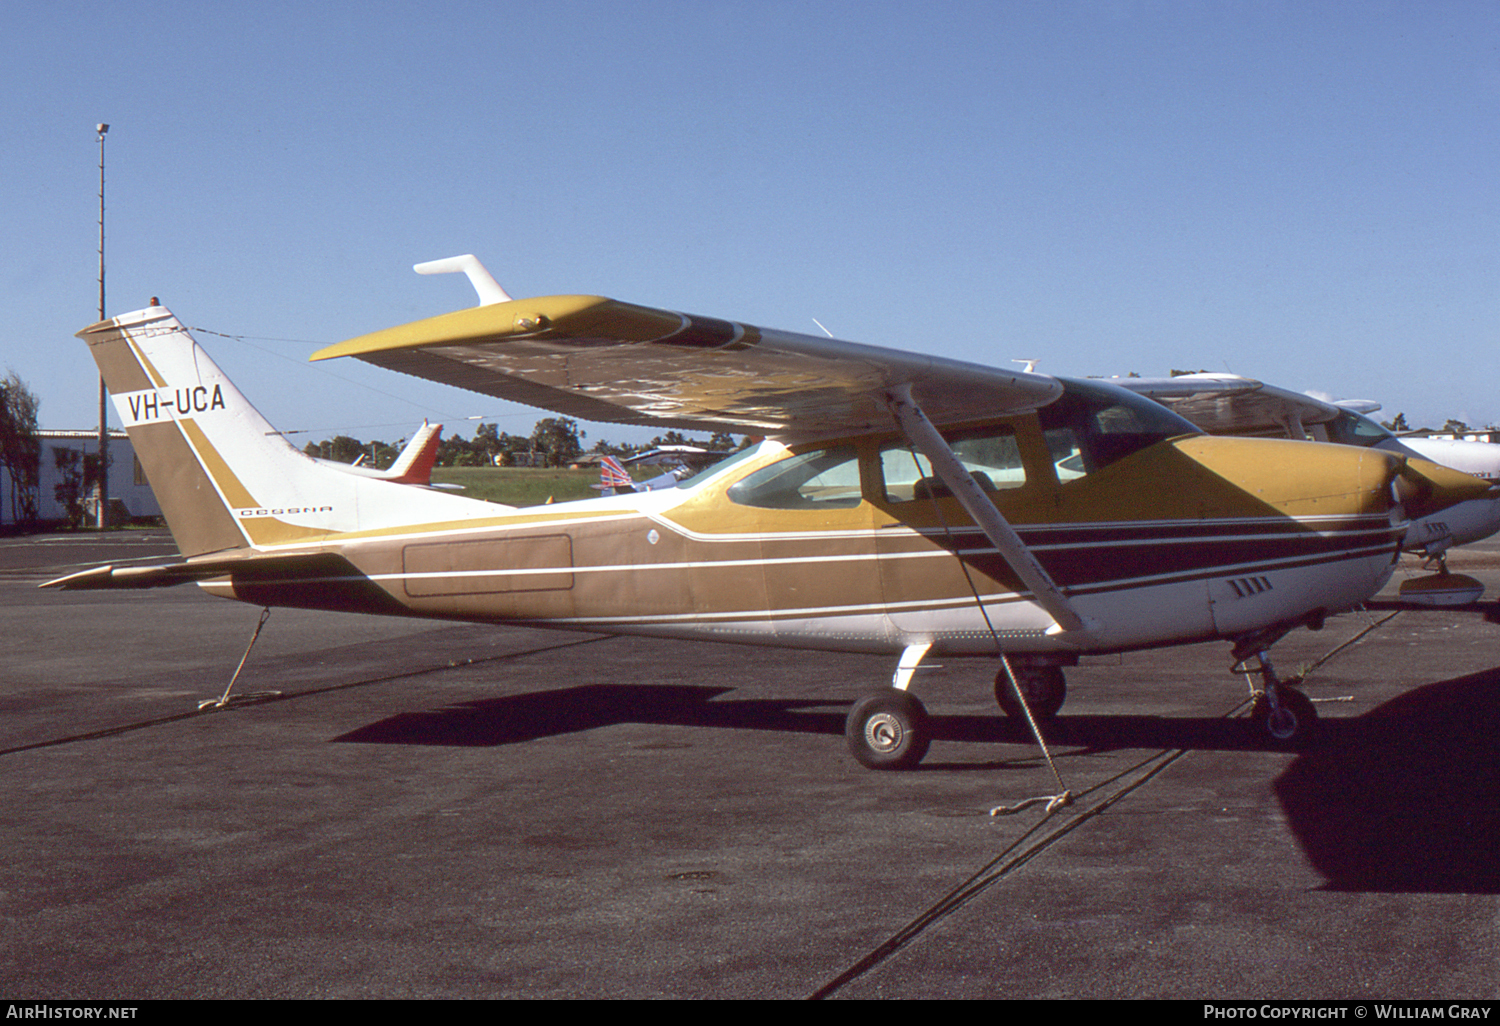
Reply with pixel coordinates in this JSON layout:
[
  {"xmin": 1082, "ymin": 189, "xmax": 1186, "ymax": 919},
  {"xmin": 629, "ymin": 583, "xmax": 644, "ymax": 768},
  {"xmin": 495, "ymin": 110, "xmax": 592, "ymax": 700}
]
[{"xmin": 886, "ymin": 387, "xmax": 1088, "ymax": 636}]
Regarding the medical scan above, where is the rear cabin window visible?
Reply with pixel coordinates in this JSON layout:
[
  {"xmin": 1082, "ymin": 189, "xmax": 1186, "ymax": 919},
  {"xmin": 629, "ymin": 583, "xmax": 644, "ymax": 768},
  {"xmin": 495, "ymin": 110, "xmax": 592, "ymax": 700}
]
[{"xmin": 726, "ymin": 446, "xmax": 863, "ymax": 509}]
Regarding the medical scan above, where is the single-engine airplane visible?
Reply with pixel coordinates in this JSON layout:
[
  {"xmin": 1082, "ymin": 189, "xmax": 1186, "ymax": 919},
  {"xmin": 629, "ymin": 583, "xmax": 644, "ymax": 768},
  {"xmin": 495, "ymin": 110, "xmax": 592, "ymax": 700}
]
[
  {"xmin": 45, "ymin": 258, "xmax": 1493, "ymax": 767},
  {"xmin": 1114, "ymin": 374, "xmax": 1500, "ymax": 605}
]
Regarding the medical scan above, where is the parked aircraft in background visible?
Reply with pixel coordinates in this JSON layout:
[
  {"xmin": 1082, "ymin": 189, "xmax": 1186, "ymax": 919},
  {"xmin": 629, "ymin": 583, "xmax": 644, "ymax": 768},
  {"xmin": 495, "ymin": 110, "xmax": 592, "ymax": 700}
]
[
  {"xmin": 594, "ymin": 447, "xmax": 731, "ymax": 494},
  {"xmin": 593, "ymin": 454, "xmax": 685, "ymax": 494},
  {"xmin": 313, "ymin": 421, "xmax": 447, "ymax": 487},
  {"xmin": 45, "ymin": 260, "xmax": 1493, "ymax": 765},
  {"xmin": 1116, "ymin": 374, "xmax": 1500, "ymax": 605}
]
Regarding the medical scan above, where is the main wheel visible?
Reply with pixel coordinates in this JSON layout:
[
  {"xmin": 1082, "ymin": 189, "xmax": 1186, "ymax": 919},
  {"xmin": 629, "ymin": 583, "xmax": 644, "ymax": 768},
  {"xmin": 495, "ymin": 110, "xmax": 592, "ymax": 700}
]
[
  {"xmin": 846, "ymin": 691, "xmax": 931, "ymax": 770},
  {"xmin": 994, "ymin": 664, "xmax": 1066, "ymax": 720},
  {"xmin": 1253, "ymin": 685, "xmax": 1320, "ymax": 748}
]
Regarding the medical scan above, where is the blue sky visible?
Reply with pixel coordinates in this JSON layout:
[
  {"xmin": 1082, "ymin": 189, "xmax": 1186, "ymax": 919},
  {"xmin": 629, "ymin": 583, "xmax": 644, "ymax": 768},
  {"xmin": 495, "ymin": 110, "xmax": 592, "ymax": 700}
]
[{"xmin": 5, "ymin": 1, "xmax": 1497, "ymax": 444}]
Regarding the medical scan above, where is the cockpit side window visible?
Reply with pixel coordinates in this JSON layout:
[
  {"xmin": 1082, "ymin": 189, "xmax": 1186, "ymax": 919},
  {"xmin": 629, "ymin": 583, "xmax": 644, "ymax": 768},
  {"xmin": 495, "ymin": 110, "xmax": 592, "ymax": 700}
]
[
  {"xmin": 726, "ymin": 445, "xmax": 863, "ymax": 509},
  {"xmin": 878, "ymin": 425, "xmax": 1026, "ymax": 503},
  {"xmin": 1037, "ymin": 379, "xmax": 1198, "ymax": 478}
]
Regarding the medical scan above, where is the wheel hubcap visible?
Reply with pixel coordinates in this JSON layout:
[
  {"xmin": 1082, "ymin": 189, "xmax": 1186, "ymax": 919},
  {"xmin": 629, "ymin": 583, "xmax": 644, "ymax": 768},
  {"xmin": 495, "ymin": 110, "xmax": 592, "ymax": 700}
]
[{"xmin": 864, "ymin": 712, "xmax": 904, "ymax": 753}]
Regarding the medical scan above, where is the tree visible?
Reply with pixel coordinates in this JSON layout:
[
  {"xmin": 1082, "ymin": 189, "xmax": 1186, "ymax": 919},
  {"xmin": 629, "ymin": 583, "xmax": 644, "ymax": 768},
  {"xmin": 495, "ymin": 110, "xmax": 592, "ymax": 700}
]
[
  {"xmin": 589, "ymin": 437, "xmax": 639, "ymax": 458},
  {"xmin": 0, "ymin": 371, "xmax": 41, "ymax": 524},
  {"xmin": 474, "ymin": 423, "xmax": 535, "ymax": 464},
  {"xmin": 51, "ymin": 447, "xmax": 109, "ymax": 527},
  {"xmin": 531, "ymin": 418, "xmax": 583, "ymax": 467},
  {"xmin": 1382, "ymin": 413, "xmax": 1409, "ymax": 433},
  {"xmin": 648, "ymin": 430, "xmax": 691, "ymax": 449}
]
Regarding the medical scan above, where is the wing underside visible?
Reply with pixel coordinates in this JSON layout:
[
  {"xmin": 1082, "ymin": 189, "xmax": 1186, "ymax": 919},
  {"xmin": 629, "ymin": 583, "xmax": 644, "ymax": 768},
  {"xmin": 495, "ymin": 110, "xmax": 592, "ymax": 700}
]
[{"xmin": 313, "ymin": 295, "xmax": 1062, "ymax": 438}]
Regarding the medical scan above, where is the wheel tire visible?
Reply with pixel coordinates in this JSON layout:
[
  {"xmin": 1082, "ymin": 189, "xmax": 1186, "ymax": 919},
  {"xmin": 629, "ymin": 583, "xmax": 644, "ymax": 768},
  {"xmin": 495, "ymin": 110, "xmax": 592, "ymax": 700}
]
[
  {"xmin": 846, "ymin": 692, "xmax": 931, "ymax": 771},
  {"xmin": 994, "ymin": 664, "xmax": 1066, "ymax": 720},
  {"xmin": 1254, "ymin": 685, "xmax": 1321, "ymax": 749}
]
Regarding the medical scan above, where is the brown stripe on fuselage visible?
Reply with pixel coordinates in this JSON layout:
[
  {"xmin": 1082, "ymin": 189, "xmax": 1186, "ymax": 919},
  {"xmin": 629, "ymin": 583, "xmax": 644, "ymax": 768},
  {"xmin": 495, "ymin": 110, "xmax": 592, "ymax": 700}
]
[{"xmin": 223, "ymin": 505, "xmax": 1398, "ymax": 631}]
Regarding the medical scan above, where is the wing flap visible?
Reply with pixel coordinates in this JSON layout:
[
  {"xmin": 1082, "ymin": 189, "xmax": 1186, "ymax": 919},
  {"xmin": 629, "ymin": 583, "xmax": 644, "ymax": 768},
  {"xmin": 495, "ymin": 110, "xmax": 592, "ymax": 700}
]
[{"xmin": 313, "ymin": 295, "xmax": 1063, "ymax": 438}]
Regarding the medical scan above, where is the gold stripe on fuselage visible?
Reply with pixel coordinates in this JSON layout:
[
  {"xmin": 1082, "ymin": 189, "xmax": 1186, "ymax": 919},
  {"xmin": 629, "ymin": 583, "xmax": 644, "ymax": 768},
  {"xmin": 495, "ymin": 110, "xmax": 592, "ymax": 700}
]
[{"xmin": 215, "ymin": 446, "xmax": 1400, "ymax": 639}]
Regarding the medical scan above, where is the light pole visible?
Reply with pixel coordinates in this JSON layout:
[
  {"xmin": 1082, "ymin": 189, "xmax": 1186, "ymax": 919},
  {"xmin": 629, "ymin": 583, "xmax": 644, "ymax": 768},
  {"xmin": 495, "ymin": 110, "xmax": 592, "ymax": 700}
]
[{"xmin": 95, "ymin": 123, "xmax": 109, "ymax": 529}]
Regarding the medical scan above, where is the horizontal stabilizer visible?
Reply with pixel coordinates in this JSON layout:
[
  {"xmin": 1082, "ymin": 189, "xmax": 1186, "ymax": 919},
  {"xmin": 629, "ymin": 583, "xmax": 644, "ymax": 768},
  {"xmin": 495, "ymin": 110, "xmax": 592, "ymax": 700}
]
[{"xmin": 41, "ymin": 550, "xmax": 359, "ymax": 591}]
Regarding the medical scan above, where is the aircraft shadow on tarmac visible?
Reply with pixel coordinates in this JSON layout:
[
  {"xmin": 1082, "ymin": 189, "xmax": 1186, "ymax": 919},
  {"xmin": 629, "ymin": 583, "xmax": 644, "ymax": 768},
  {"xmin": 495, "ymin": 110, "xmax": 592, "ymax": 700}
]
[
  {"xmin": 1271, "ymin": 663, "xmax": 1500, "ymax": 895},
  {"xmin": 334, "ymin": 663, "xmax": 1500, "ymax": 895},
  {"xmin": 331, "ymin": 683, "xmax": 1287, "ymax": 755}
]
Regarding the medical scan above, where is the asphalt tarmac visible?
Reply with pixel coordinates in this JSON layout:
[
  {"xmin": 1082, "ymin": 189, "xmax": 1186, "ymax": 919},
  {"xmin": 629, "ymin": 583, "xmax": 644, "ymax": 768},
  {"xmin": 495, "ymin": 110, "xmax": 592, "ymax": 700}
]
[{"xmin": 3, "ymin": 529, "xmax": 1499, "ymax": 1000}]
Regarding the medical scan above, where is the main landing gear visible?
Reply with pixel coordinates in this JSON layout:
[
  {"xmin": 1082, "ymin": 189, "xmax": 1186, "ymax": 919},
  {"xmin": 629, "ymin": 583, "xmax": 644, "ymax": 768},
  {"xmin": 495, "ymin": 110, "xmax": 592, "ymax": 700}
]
[
  {"xmin": 845, "ymin": 691, "xmax": 931, "ymax": 770},
  {"xmin": 844, "ymin": 630, "xmax": 1327, "ymax": 770},
  {"xmin": 993, "ymin": 662, "xmax": 1066, "ymax": 721},
  {"xmin": 844, "ymin": 647, "xmax": 1070, "ymax": 771}
]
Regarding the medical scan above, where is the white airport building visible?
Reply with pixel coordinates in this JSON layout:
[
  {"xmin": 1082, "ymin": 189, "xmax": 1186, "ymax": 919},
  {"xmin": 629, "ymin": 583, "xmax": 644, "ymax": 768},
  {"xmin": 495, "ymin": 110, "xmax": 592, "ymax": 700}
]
[{"xmin": 0, "ymin": 429, "xmax": 161, "ymax": 527}]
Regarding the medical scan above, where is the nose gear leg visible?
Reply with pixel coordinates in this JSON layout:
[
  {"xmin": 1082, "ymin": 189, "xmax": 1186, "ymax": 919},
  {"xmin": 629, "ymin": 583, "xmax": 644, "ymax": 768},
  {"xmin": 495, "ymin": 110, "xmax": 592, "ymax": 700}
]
[{"xmin": 1230, "ymin": 642, "xmax": 1320, "ymax": 748}]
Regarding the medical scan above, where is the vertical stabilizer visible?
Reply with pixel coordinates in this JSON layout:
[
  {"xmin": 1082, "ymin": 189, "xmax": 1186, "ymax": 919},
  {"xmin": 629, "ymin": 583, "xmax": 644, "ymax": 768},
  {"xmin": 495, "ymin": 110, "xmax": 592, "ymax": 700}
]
[
  {"xmin": 383, "ymin": 422, "xmax": 443, "ymax": 484},
  {"xmin": 77, "ymin": 306, "xmax": 499, "ymax": 557}
]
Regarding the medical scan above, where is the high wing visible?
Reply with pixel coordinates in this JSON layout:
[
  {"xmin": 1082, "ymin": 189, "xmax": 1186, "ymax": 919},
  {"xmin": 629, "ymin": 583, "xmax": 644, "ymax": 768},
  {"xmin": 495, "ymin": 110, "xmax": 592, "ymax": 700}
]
[
  {"xmin": 312, "ymin": 294, "xmax": 1063, "ymax": 439},
  {"xmin": 1110, "ymin": 374, "xmax": 1347, "ymax": 438},
  {"xmin": 314, "ymin": 258, "xmax": 1083, "ymax": 633}
]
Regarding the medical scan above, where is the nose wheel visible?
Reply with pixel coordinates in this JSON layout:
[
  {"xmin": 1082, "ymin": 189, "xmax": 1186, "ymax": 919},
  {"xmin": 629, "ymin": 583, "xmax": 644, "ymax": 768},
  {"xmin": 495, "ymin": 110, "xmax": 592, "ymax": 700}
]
[
  {"xmin": 1233, "ymin": 642, "xmax": 1321, "ymax": 749},
  {"xmin": 1252, "ymin": 683, "xmax": 1320, "ymax": 748}
]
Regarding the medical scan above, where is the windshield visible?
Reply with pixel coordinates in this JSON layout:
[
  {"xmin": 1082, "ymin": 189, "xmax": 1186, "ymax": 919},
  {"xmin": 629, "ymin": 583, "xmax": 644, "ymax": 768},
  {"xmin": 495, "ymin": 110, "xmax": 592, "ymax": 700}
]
[
  {"xmin": 1324, "ymin": 409, "xmax": 1395, "ymax": 448},
  {"xmin": 1037, "ymin": 378, "xmax": 1200, "ymax": 475}
]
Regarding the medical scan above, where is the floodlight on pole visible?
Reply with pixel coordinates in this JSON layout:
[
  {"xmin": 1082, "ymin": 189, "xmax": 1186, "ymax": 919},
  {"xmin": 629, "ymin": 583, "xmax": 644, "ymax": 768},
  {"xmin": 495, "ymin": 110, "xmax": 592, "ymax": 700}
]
[{"xmin": 95, "ymin": 123, "xmax": 110, "ymax": 529}]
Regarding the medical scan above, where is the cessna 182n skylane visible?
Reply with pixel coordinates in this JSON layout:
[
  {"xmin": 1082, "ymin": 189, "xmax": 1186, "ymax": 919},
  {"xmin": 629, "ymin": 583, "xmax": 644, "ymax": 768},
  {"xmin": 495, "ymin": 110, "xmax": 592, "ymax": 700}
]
[
  {"xmin": 46, "ymin": 256, "xmax": 1493, "ymax": 769},
  {"xmin": 1115, "ymin": 375, "xmax": 1500, "ymax": 606}
]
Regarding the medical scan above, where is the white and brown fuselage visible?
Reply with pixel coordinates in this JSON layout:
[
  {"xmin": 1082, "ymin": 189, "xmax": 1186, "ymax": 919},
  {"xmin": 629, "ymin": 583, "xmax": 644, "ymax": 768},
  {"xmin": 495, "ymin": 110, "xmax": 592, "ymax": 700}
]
[
  {"xmin": 201, "ymin": 432, "xmax": 1406, "ymax": 659},
  {"xmin": 62, "ymin": 304, "xmax": 1467, "ymax": 667}
]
